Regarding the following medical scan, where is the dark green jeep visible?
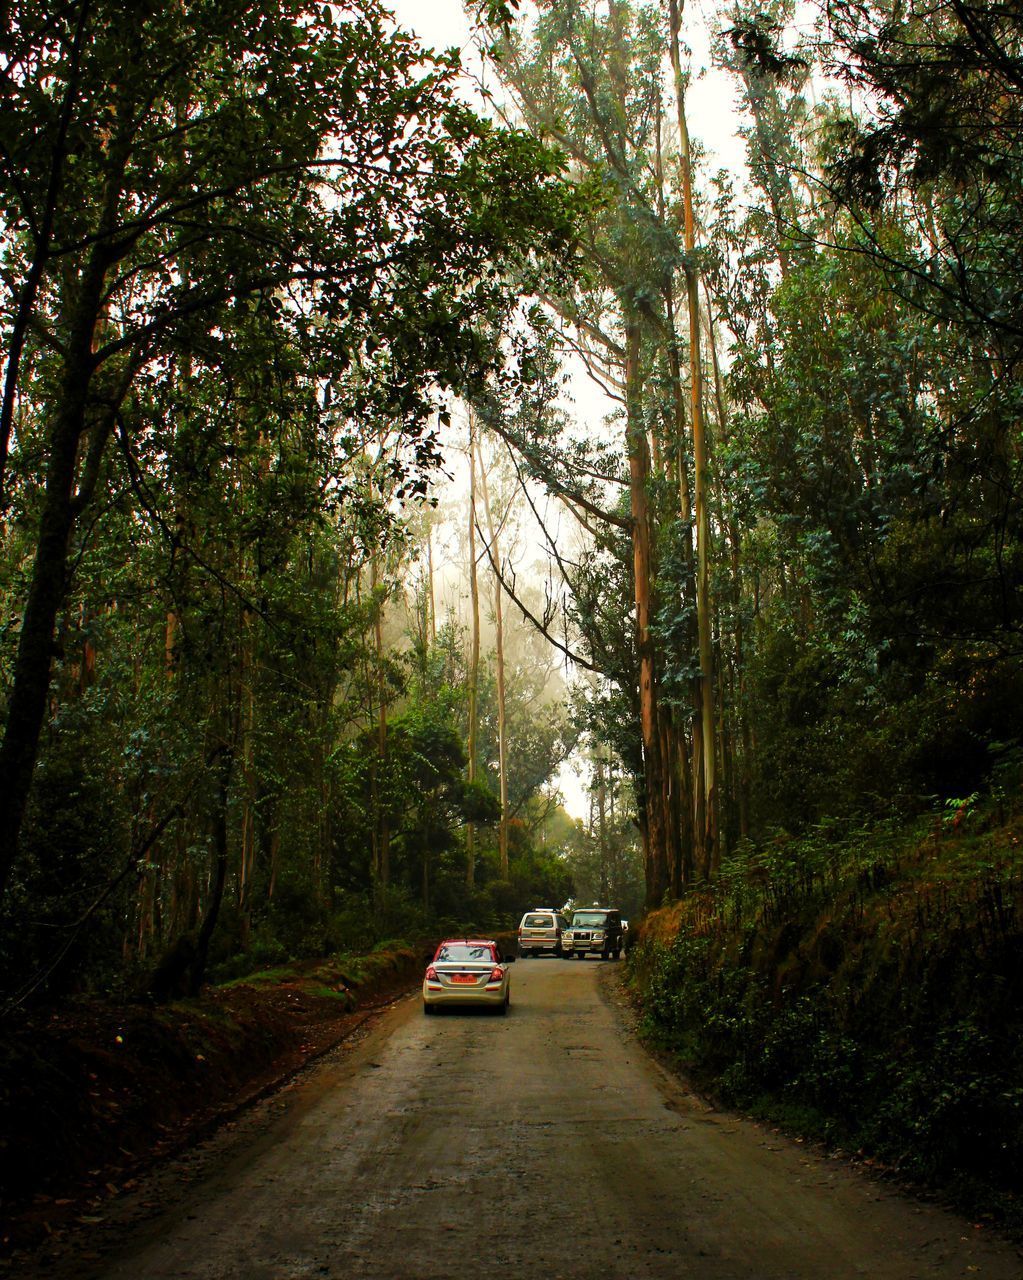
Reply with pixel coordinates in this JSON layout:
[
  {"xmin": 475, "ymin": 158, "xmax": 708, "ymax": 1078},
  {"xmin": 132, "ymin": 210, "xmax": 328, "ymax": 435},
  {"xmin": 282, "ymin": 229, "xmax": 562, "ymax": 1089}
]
[{"xmin": 563, "ymin": 908, "xmax": 624, "ymax": 960}]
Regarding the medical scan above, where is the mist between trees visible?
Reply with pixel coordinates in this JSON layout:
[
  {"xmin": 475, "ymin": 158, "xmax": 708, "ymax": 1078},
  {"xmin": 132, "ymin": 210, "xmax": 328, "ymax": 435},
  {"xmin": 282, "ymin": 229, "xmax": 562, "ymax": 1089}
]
[{"xmin": 1, "ymin": 0, "xmax": 1021, "ymax": 1005}]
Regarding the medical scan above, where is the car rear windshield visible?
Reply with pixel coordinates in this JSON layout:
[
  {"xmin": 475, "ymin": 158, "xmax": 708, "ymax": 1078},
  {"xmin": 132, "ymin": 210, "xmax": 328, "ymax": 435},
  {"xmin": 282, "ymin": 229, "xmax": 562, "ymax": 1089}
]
[
  {"xmin": 523, "ymin": 914, "xmax": 553, "ymax": 928},
  {"xmin": 571, "ymin": 912, "xmax": 608, "ymax": 927},
  {"xmin": 435, "ymin": 942, "xmax": 496, "ymax": 964}
]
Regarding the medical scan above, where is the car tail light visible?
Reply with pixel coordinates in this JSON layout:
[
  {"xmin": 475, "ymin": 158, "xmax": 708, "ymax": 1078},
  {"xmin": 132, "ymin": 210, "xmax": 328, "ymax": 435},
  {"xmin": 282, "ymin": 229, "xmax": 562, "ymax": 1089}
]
[
  {"xmin": 426, "ymin": 966, "xmax": 438, "ymax": 981},
  {"xmin": 488, "ymin": 967, "xmax": 504, "ymax": 983}
]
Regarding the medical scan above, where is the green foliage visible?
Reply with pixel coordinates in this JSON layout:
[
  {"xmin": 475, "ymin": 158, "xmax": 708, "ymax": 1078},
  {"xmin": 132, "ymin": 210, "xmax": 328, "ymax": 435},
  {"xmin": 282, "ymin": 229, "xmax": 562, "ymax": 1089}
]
[
  {"xmin": 462, "ymin": 0, "xmax": 1023, "ymax": 920},
  {"xmin": 0, "ymin": 0, "xmax": 583, "ymax": 1003},
  {"xmin": 700, "ymin": 189, "xmax": 1023, "ymax": 836},
  {"xmin": 632, "ymin": 798, "xmax": 1023, "ymax": 1219}
]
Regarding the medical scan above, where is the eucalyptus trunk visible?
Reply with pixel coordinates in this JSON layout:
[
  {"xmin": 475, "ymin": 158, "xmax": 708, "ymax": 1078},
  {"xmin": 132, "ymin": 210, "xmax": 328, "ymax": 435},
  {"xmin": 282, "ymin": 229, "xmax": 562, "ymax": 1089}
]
[
  {"xmin": 466, "ymin": 417, "xmax": 482, "ymax": 889},
  {"xmin": 596, "ymin": 753, "xmax": 610, "ymax": 903},
  {"xmin": 706, "ymin": 290, "xmax": 751, "ymax": 843},
  {"xmin": 668, "ymin": 0, "xmax": 719, "ymax": 876},
  {"xmin": 665, "ymin": 290, "xmax": 705, "ymax": 886},
  {"xmin": 371, "ymin": 548, "xmax": 390, "ymax": 892},
  {"xmin": 625, "ymin": 319, "xmax": 669, "ymax": 906},
  {"xmin": 477, "ymin": 443, "xmax": 509, "ymax": 879}
]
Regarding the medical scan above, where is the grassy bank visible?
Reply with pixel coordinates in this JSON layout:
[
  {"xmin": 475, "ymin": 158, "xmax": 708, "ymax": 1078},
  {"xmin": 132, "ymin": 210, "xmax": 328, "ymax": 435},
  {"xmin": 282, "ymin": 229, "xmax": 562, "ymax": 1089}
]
[
  {"xmin": 0, "ymin": 943, "xmax": 426, "ymax": 1251},
  {"xmin": 629, "ymin": 802, "xmax": 1023, "ymax": 1229}
]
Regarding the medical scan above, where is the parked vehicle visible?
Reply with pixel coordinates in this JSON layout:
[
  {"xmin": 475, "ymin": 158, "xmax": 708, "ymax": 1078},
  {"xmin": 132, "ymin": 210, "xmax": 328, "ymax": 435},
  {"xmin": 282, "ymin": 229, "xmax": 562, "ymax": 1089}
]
[
  {"xmin": 516, "ymin": 909, "xmax": 570, "ymax": 958},
  {"xmin": 563, "ymin": 908, "xmax": 625, "ymax": 960},
  {"xmin": 422, "ymin": 940, "xmax": 513, "ymax": 1014}
]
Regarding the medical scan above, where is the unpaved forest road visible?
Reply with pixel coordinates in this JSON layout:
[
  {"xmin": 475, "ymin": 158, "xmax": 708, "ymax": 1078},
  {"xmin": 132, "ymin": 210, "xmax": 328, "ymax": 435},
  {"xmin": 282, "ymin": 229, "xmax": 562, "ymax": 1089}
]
[{"xmin": 45, "ymin": 959, "xmax": 1022, "ymax": 1279}]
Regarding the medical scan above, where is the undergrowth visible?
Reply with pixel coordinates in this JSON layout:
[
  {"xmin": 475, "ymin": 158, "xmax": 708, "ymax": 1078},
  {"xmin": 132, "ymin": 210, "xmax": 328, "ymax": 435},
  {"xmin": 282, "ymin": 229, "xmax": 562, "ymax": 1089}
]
[{"xmin": 630, "ymin": 782, "xmax": 1023, "ymax": 1232}]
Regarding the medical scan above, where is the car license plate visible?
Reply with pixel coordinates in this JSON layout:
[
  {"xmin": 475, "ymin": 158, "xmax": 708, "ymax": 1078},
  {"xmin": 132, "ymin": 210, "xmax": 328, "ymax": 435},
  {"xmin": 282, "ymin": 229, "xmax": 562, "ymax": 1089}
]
[{"xmin": 451, "ymin": 974, "xmax": 477, "ymax": 984}]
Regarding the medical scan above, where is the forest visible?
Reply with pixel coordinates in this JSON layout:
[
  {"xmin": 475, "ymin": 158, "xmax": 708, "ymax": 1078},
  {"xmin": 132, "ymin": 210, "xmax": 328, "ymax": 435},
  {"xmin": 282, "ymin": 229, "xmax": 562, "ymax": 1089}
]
[
  {"xmin": 0, "ymin": 0, "xmax": 595, "ymax": 1007},
  {"xmin": 1, "ymin": 0, "xmax": 1022, "ymax": 1212}
]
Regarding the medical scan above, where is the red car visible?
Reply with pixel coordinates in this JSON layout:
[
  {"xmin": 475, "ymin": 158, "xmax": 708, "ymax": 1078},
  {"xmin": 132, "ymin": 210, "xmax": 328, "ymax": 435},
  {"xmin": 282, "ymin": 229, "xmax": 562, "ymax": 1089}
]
[{"xmin": 422, "ymin": 939, "xmax": 514, "ymax": 1014}]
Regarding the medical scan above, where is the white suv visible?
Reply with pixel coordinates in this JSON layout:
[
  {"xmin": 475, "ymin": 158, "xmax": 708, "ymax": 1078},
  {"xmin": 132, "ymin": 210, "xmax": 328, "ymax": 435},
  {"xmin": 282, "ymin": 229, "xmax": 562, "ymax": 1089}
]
[{"xmin": 517, "ymin": 909, "xmax": 569, "ymax": 957}]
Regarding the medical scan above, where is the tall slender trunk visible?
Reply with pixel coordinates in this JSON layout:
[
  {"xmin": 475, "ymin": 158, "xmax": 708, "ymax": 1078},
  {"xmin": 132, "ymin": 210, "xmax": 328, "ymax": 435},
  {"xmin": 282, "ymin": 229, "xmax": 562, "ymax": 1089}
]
[
  {"xmin": 476, "ymin": 443, "xmax": 509, "ymax": 878},
  {"xmin": 653, "ymin": 93, "xmax": 686, "ymax": 894},
  {"xmin": 237, "ymin": 606, "xmax": 256, "ymax": 928},
  {"xmin": 370, "ymin": 541, "xmax": 389, "ymax": 892},
  {"xmin": 669, "ymin": 0, "xmax": 718, "ymax": 875},
  {"xmin": 316, "ymin": 743, "xmax": 331, "ymax": 906},
  {"xmin": 466, "ymin": 418, "xmax": 482, "ymax": 889},
  {"xmin": 665, "ymin": 289, "xmax": 705, "ymax": 885},
  {"xmin": 364, "ymin": 642, "xmax": 382, "ymax": 893},
  {"xmin": 705, "ymin": 288, "xmax": 750, "ymax": 842},
  {"xmin": 0, "ymin": 267, "xmax": 106, "ymax": 908},
  {"xmin": 267, "ymin": 823, "xmax": 281, "ymax": 903},
  {"xmin": 426, "ymin": 525, "xmax": 437, "ymax": 646},
  {"xmin": 625, "ymin": 319, "xmax": 669, "ymax": 906},
  {"xmin": 0, "ymin": 102, "xmax": 136, "ymax": 910},
  {"xmin": 190, "ymin": 745, "xmax": 234, "ymax": 995},
  {"xmin": 596, "ymin": 753, "xmax": 610, "ymax": 902}
]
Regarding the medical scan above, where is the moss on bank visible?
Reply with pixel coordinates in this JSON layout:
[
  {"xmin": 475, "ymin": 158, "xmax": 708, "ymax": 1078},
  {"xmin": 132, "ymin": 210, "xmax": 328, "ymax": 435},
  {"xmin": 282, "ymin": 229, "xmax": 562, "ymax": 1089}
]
[{"xmin": 629, "ymin": 809, "xmax": 1023, "ymax": 1231}]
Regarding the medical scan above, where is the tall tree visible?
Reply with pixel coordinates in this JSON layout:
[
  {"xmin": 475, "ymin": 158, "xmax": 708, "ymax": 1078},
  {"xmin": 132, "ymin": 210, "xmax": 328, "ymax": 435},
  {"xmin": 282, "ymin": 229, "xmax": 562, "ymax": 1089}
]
[
  {"xmin": 0, "ymin": 0, "xmax": 577, "ymax": 914},
  {"xmin": 476, "ymin": 439, "xmax": 511, "ymax": 879},
  {"xmin": 475, "ymin": 0, "xmax": 724, "ymax": 900},
  {"xmin": 465, "ymin": 415, "xmax": 483, "ymax": 888},
  {"xmin": 668, "ymin": 0, "xmax": 720, "ymax": 874}
]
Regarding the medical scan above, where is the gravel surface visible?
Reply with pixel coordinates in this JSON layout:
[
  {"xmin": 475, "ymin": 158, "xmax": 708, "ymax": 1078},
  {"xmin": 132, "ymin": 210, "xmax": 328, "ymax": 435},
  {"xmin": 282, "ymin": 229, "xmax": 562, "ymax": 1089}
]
[{"xmin": 24, "ymin": 957, "xmax": 1023, "ymax": 1279}]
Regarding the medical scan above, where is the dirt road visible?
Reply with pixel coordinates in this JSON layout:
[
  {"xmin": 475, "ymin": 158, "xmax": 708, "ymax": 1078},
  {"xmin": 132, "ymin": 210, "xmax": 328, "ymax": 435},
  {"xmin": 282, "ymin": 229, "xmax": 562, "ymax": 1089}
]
[{"xmin": 44, "ymin": 958, "xmax": 1022, "ymax": 1279}]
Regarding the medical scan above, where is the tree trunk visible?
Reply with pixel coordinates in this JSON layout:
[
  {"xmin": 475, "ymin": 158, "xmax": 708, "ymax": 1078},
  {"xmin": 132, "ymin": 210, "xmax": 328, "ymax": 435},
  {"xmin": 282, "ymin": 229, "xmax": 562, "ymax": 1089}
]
[
  {"xmin": 706, "ymin": 290, "xmax": 751, "ymax": 843},
  {"xmin": 237, "ymin": 607, "xmax": 256, "ymax": 931},
  {"xmin": 426, "ymin": 524, "xmax": 437, "ymax": 646},
  {"xmin": 466, "ymin": 416, "xmax": 482, "ymax": 889},
  {"xmin": 669, "ymin": 0, "xmax": 719, "ymax": 876},
  {"xmin": 665, "ymin": 290, "xmax": 705, "ymax": 885},
  {"xmin": 190, "ymin": 746, "xmax": 234, "ymax": 995},
  {"xmin": 370, "ymin": 549, "xmax": 390, "ymax": 892},
  {"xmin": 0, "ymin": 269, "xmax": 105, "ymax": 908},
  {"xmin": 477, "ymin": 441, "xmax": 509, "ymax": 879},
  {"xmin": 596, "ymin": 753, "xmax": 610, "ymax": 903},
  {"xmin": 0, "ymin": 81, "xmax": 137, "ymax": 906},
  {"xmin": 625, "ymin": 319, "xmax": 669, "ymax": 907}
]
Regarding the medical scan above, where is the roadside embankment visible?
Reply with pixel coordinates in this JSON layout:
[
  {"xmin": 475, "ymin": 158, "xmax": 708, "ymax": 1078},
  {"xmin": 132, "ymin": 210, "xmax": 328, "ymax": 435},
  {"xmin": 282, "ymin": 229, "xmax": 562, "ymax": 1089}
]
[
  {"xmin": 0, "ymin": 945, "xmax": 426, "ymax": 1251},
  {"xmin": 628, "ymin": 811, "xmax": 1023, "ymax": 1231}
]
